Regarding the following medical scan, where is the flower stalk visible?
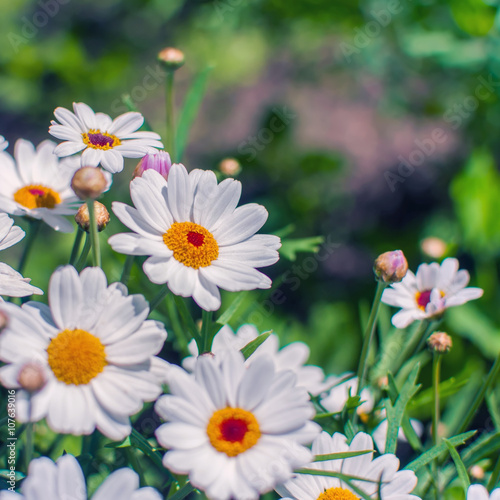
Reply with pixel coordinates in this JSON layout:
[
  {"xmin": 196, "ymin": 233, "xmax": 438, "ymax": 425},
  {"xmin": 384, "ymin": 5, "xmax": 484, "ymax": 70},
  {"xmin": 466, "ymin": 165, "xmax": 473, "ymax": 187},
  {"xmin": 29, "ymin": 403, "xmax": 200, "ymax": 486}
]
[{"xmin": 86, "ymin": 199, "xmax": 101, "ymax": 268}]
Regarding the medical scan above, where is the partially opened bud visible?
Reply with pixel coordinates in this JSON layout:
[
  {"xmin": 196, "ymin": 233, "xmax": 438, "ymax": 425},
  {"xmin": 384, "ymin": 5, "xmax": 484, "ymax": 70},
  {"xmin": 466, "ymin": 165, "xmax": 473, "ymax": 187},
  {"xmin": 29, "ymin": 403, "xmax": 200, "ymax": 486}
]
[
  {"xmin": 0, "ymin": 310, "xmax": 8, "ymax": 332},
  {"xmin": 71, "ymin": 167, "xmax": 107, "ymax": 200},
  {"xmin": 17, "ymin": 363, "xmax": 46, "ymax": 393},
  {"xmin": 134, "ymin": 151, "xmax": 172, "ymax": 180},
  {"xmin": 158, "ymin": 47, "xmax": 185, "ymax": 71},
  {"xmin": 374, "ymin": 250, "xmax": 408, "ymax": 283},
  {"xmin": 219, "ymin": 158, "xmax": 241, "ymax": 177},
  {"xmin": 75, "ymin": 202, "xmax": 110, "ymax": 232},
  {"xmin": 428, "ymin": 332, "xmax": 452, "ymax": 353}
]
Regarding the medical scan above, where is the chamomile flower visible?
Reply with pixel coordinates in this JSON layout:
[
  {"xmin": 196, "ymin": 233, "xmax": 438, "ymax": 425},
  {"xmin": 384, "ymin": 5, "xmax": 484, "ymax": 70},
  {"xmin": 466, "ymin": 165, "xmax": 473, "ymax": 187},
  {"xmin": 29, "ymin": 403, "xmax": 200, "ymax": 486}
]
[
  {"xmin": 0, "ymin": 213, "xmax": 42, "ymax": 298},
  {"xmin": 0, "ymin": 139, "xmax": 110, "ymax": 232},
  {"xmin": 381, "ymin": 258, "xmax": 483, "ymax": 328},
  {"xmin": 467, "ymin": 485, "xmax": 500, "ymax": 500},
  {"xmin": 0, "ymin": 266, "xmax": 167, "ymax": 441},
  {"xmin": 277, "ymin": 431, "xmax": 420, "ymax": 500},
  {"xmin": 155, "ymin": 350, "xmax": 321, "ymax": 500},
  {"xmin": 0, "ymin": 454, "xmax": 161, "ymax": 500},
  {"xmin": 108, "ymin": 165, "xmax": 281, "ymax": 311},
  {"xmin": 182, "ymin": 324, "xmax": 329, "ymax": 396},
  {"xmin": 49, "ymin": 102, "xmax": 163, "ymax": 173}
]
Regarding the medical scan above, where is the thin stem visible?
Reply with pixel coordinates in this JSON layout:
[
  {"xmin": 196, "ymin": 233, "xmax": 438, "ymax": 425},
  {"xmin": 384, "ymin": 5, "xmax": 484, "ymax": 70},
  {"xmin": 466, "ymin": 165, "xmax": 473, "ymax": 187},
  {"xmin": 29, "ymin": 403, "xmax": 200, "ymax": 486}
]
[
  {"xmin": 393, "ymin": 319, "xmax": 433, "ymax": 375},
  {"xmin": 86, "ymin": 200, "xmax": 101, "ymax": 268},
  {"xmin": 488, "ymin": 454, "xmax": 500, "ymax": 490},
  {"xmin": 69, "ymin": 228, "xmax": 84, "ymax": 266},
  {"xmin": 75, "ymin": 233, "xmax": 91, "ymax": 271},
  {"xmin": 173, "ymin": 295, "xmax": 201, "ymax": 347},
  {"xmin": 432, "ymin": 352, "xmax": 442, "ymax": 446},
  {"xmin": 166, "ymin": 295, "xmax": 190, "ymax": 354},
  {"xmin": 457, "ymin": 352, "xmax": 500, "ymax": 435},
  {"xmin": 149, "ymin": 284, "xmax": 170, "ymax": 312},
  {"xmin": 120, "ymin": 255, "xmax": 135, "ymax": 285},
  {"xmin": 18, "ymin": 219, "xmax": 42, "ymax": 275},
  {"xmin": 124, "ymin": 447, "xmax": 146, "ymax": 487},
  {"xmin": 169, "ymin": 482, "xmax": 195, "ymax": 500},
  {"xmin": 201, "ymin": 310, "xmax": 214, "ymax": 353},
  {"xmin": 356, "ymin": 281, "xmax": 387, "ymax": 397},
  {"xmin": 166, "ymin": 71, "xmax": 176, "ymax": 161}
]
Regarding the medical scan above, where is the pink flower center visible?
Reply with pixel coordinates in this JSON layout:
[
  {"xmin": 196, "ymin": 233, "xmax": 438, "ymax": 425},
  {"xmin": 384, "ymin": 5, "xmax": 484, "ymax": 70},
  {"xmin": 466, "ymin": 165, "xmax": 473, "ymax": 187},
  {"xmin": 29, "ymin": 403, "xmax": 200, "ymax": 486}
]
[
  {"xmin": 416, "ymin": 290, "xmax": 433, "ymax": 310},
  {"xmin": 187, "ymin": 231, "xmax": 205, "ymax": 247},
  {"xmin": 220, "ymin": 418, "xmax": 249, "ymax": 442},
  {"xmin": 87, "ymin": 132, "xmax": 115, "ymax": 148}
]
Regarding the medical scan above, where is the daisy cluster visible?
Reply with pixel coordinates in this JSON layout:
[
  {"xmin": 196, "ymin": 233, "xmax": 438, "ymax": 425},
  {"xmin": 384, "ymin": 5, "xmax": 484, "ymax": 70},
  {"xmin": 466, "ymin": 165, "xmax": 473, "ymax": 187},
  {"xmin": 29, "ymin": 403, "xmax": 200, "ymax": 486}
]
[{"xmin": 0, "ymin": 99, "xmax": 494, "ymax": 500}]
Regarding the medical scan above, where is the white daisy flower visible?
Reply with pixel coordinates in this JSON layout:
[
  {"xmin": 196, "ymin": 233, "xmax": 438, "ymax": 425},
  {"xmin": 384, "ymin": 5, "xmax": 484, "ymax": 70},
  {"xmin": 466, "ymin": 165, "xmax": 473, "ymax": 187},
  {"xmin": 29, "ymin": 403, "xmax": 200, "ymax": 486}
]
[
  {"xmin": 0, "ymin": 139, "xmax": 111, "ymax": 232},
  {"xmin": 49, "ymin": 102, "xmax": 163, "ymax": 174},
  {"xmin": 277, "ymin": 431, "xmax": 420, "ymax": 500},
  {"xmin": 467, "ymin": 485, "xmax": 500, "ymax": 500},
  {"xmin": 108, "ymin": 165, "xmax": 281, "ymax": 311},
  {"xmin": 381, "ymin": 257, "xmax": 483, "ymax": 328},
  {"xmin": 0, "ymin": 213, "xmax": 43, "ymax": 298},
  {"xmin": 0, "ymin": 454, "xmax": 161, "ymax": 500},
  {"xmin": 182, "ymin": 324, "xmax": 329, "ymax": 396},
  {"xmin": 320, "ymin": 375, "xmax": 374, "ymax": 418},
  {"xmin": 0, "ymin": 265, "xmax": 167, "ymax": 441},
  {"xmin": 155, "ymin": 350, "xmax": 321, "ymax": 500}
]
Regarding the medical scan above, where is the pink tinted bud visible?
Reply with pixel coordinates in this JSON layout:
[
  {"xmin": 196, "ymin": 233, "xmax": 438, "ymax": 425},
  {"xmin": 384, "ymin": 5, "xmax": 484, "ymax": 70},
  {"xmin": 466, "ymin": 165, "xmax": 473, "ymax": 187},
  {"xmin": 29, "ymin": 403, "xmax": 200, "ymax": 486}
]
[
  {"xmin": 17, "ymin": 363, "xmax": 46, "ymax": 393},
  {"xmin": 427, "ymin": 332, "xmax": 452, "ymax": 353},
  {"xmin": 373, "ymin": 250, "xmax": 408, "ymax": 283},
  {"xmin": 133, "ymin": 151, "xmax": 172, "ymax": 180}
]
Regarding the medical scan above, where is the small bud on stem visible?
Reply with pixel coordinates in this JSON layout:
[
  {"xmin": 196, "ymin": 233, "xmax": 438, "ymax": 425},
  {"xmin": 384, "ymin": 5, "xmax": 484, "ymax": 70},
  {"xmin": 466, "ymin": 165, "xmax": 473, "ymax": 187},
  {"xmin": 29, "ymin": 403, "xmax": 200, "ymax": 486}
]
[{"xmin": 373, "ymin": 250, "xmax": 408, "ymax": 283}]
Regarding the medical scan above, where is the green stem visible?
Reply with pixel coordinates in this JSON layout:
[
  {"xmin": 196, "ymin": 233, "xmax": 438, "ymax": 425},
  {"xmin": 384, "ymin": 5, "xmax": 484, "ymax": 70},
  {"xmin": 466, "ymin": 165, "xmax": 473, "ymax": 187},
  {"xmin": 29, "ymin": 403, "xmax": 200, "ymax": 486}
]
[
  {"xmin": 166, "ymin": 295, "xmax": 190, "ymax": 354},
  {"xmin": 432, "ymin": 352, "xmax": 442, "ymax": 446},
  {"xmin": 124, "ymin": 447, "xmax": 146, "ymax": 487},
  {"xmin": 173, "ymin": 296, "xmax": 201, "ymax": 347},
  {"xmin": 86, "ymin": 200, "xmax": 101, "ymax": 268},
  {"xmin": 393, "ymin": 320, "xmax": 433, "ymax": 375},
  {"xmin": 201, "ymin": 310, "xmax": 214, "ymax": 353},
  {"xmin": 487, "ymin": 454, "xmax": 500, "ymax": 490},
  {"xmin": 457, "ymin": 352, "xmax": 500, "ymax": 435},
  {"xmin": 69, "ymin": 228, "xmax": 84, "ymax": 266},
  {"xmin": 120, "ymin": 255, "xmax": 135, "ymax": 285},
  {"xmin": 18, "ymin": 219, "xmax": 42, "ymax": 275},
  {"xmin": 166, "ymin": 71, "xmax": 176, "ymax": 161},
  {"xmin": 169, "ymin": 482, "xmax": 196, "ymax": 500},
  {"xmin": 149, "ymin": 284, "xmax": 170, "ymax": 312},
  {"xmin": 75, "ymin": 233, "xmax": 91, "ymax": 271},
  {"xmin": 356, "ymin": 281, "xmax": 387, "ymax": 397}
]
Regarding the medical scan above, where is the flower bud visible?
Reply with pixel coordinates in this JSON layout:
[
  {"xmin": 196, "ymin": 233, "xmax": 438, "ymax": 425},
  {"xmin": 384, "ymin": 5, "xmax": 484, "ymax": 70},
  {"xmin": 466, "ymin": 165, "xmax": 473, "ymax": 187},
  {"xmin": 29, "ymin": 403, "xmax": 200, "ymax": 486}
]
[
  {"xmin": 17, "ymin": 363, "xmax": 46, "ymax": 393},
  {"xmin": 427, "ymin": 332, "xmax": 452, "ymax": 353},
  {"xmin": 75, "ymin": 201, "xmax": 110, "ymax": 232},
  {"xmin": 158, "ymin": 47, "xmax": 185, "ymax": 71},
  {"xmin": 0, "ymin": 310, "xmax": 8, "ymax": 332},
  {"xmin": 469, "ymin": 465, "xmax": 485, "ymax": 480},
  {"xmin": 373, "ymin": 250, "xmax": 408, "ymax": 283},
  {"xmin": 71, "ymin": 167, "xmax": 108, "ymax": 200},
  {"xmin": 133, "ymin": 151, "xmax": 172, "ymax": 180},
  {"xmin": 219, "ymin": 158, "xmax": 242, "ymax": 177},
  {"xmin": 421, "ymin": 237, "xmax": 447, "ymax": 259}
]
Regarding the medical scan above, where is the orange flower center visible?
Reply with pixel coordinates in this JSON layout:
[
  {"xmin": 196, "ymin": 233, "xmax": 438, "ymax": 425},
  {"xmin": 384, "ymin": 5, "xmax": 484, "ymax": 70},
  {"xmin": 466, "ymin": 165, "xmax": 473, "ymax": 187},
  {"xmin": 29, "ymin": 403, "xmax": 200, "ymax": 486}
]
[
  {"xmin": 13, "ymin": 185, "xmax": 61, "ymax": 209},
  {"xmin": 163, "ymin": 222, "xmax": 219, "ymax": 269},
  {"xmin": 82, "ymin": 129, "xmax": 121, "ymax": 150},
  {"xmin": 317, "ymin": 488, "xmax": 359, "ymax": 500}
]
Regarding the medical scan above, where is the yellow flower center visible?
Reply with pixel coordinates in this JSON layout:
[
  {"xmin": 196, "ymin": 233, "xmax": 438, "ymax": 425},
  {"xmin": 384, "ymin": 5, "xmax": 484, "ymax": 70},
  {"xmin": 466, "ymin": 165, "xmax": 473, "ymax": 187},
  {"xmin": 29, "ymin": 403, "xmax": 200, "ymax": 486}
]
[
  {"xmin": 163, "ymin": 222, "xmax": 219, "ymax": 269},
  {"xmin": 47, "ymin": 329, "xmax": 107, "ymax": 385},
  {"xmin": 82, "ymin": 129, "xmax": 121, "ymax": 150},
  {"xmin": 317, "ymin": 487, "xmax": 359, "ymax": 500},
  {"xmin": 13, "ymin": 185, "xmax": 61, "ymax": 209},
  {"xmin": 206, "ymin": 407, "xmax": 261, "ymax": 457}
]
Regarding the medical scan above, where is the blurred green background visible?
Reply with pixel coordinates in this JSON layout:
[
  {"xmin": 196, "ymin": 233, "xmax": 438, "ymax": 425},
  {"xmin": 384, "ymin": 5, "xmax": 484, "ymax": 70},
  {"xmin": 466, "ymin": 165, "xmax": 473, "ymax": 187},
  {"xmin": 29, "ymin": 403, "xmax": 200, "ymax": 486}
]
[{"xmin": 1, "ymin": 0, "xmax": 500, "ymax": 444}]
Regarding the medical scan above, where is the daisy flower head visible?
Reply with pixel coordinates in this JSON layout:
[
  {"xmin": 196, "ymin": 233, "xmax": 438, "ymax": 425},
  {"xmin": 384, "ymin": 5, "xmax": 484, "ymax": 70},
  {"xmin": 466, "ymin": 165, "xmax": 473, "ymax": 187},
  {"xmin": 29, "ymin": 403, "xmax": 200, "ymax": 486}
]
[
  {"xmin": 381, "ymin": 257, "xmax": 483, "ymax": 328},
  {"xmin": 0, "ymin": 265, "xmax": 167, "ymax": 440},
  {"xmin": 155, "ymin": 350, "xmax": 321, "ymax": 500},
  {"xmin": 467, "ymin": 485, "xmax": 500, "ymax": 500},
  {"xmin": 0, "ymin": 139, "xmax": 111, "ymax": 232},
  {"xmin": 49, "ymin": 102, "xmax": 163, "ymax": 174},
  {"xmin": 277, "ymin": 431, "xmax": 420, "ymax": 500},
  {"xmin": 0, "ymin": 454, "xmax": 161, "ymax": 500},
  {"xmin": 108, "ymin": 165, "xmax": 281, "ymax": 311},
  {"xmin": 0, "ymin": 213, "xmax": 43, "ymax": 298},
  {"xmin": 182, "ymin": 324, "xmax": 330, "ymax": 396}
]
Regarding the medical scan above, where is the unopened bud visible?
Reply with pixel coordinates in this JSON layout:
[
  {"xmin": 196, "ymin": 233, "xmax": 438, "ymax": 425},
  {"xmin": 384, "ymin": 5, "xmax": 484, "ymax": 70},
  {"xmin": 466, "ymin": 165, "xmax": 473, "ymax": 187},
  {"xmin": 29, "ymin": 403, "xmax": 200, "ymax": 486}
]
[
  {"xmin": 158, "ymin": 47, "xmax": 185, "ymax": 71},
  {"xmin": 421, "ymin": 237, "xmax": 447, "ymax": 259},
  {"xmin": 219, "ymin": 158, "xmax": 241, "ymax": 177},
  {"xmin": 469, "ymin": 465, "xmax": 485, "ymax": 480},
  {"xmin": 377, "ymin": 376, "xmax": 389, "ymax": 389},
  {"xmin": 134, "ymin": 151, "xmax": 172, "ymax": 180},
  {"xmin": 75, "ymin": 202, "xmax": 110, "ymax": 232},
  {"xmin": 17, "ymin": 363, "xmax": 46, "ymax": 393},
  {"xmin": 0, "ymin": 310, "xmax": 8, "ymax": 332},
  {"xmin": 374, "ymin": 250, "xmax": 408, "ymax": 283},
  {"xmin": 427, "ymin": 332, "xmax": 452, "ymax": 353},
  {"xmin": 71, "ymin": 167, "xmax": 108, "ymax": 200}
]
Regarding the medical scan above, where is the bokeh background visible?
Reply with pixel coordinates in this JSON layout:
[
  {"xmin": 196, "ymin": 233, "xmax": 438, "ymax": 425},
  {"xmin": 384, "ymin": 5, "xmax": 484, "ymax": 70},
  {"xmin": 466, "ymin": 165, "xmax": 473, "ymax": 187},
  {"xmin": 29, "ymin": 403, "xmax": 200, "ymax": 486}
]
[{"xmin": 1, "ymin": 0, "xmax": 500, "ymax": 447}]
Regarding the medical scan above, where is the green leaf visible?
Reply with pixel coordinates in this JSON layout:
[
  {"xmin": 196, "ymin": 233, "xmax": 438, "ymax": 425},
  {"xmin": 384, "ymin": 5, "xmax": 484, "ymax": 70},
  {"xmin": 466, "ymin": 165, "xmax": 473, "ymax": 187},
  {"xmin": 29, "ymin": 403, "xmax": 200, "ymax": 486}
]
[
  {"xmin": 0, "ymin": 470, "xmax": 25, "ymax": 482},
  {"xmin": 450, "ymin": 0, "xmax": 496, "ymax": 36},
  {"xmin": 217, "ymin": 292, "xmax": 248, "ymax": 326},
  {"xmin": 408, "ymin": 377, "xmax": 469, "ymax": 413},
  {"xmin": 444, "ymin": 438, "xmax": 471, "ymax": 491},
  {"xmin": 240, "ymin": 332, "xmax": 271, "ymax": 359},
  {"xmin": 175, "ymin": 66, "xmax": 213, "ymax": 161},
  {"xmin": 169, "ymin": 482, "xmax": 196, "ymax": 500},
  {"xmin": 279, "ymin": 236, "xmax": 325, "ymax": 261},
  {"xmin": 313, "ymin": 450, "xmax": 372, "ymax": 461},
  {"xmin": 105, "ymin": 436, "xmax": 131, "ymax": 448},
  {"xmin": 404, "ymin": 431, "xmax": 477, "ymax": 472},
  {"xmin": 130, "ymin": 429, "xmax": 171, "ymax": 478}
]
